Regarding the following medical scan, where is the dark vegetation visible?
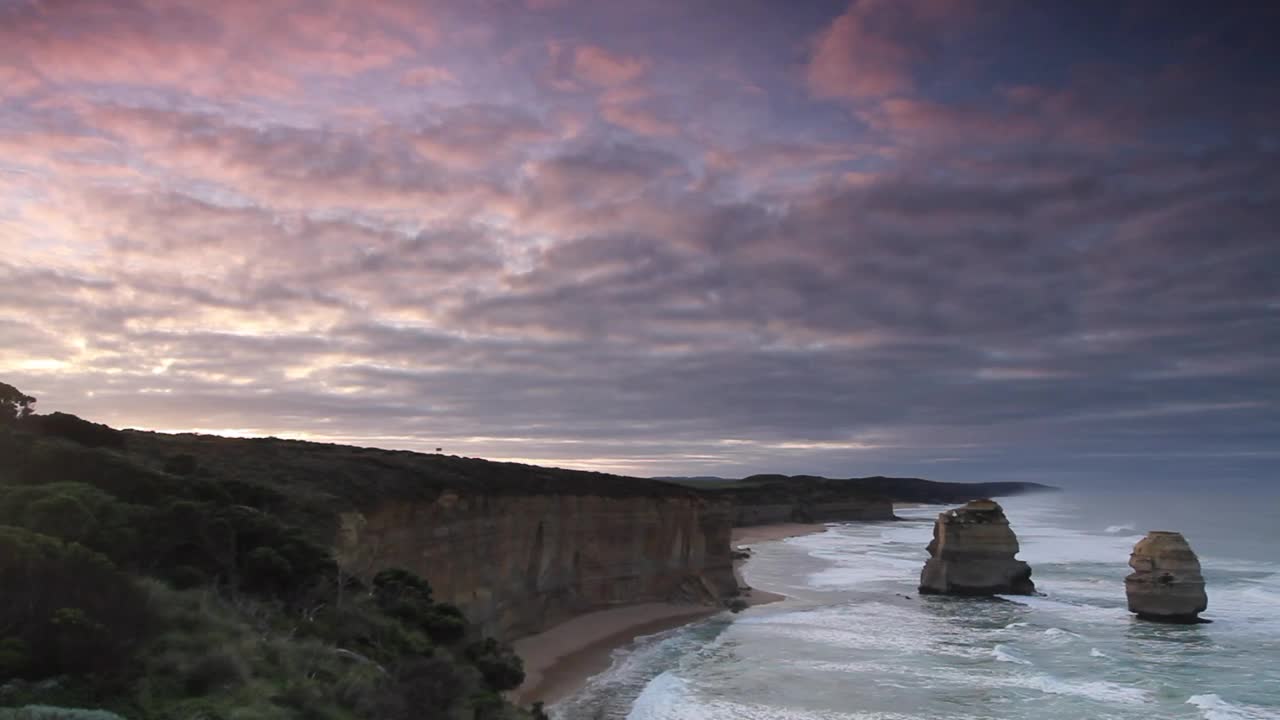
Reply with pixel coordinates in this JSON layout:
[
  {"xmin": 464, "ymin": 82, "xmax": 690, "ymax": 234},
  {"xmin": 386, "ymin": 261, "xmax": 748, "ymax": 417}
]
[
  {"xmin": 667, "ymin": 473, "xmax": 1056, "ymax": 505},
  {"xmin": 0, "ymin": 384, "xmax": 548, "ymax": 720}
]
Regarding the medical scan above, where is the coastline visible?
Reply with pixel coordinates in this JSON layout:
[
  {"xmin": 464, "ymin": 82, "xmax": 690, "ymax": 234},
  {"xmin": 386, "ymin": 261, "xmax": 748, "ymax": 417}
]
[
  {"xmin": 511, "ymin": 602, "xmax": 719, "ymax": 706},
  {"xmin": 511, "ymin": 521, "xmax": 829, "ymax": 707}
]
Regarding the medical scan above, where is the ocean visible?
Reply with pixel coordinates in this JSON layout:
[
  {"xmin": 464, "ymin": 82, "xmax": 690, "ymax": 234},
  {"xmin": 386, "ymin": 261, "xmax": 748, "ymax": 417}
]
[{"xmin": 551, "ymin": 490, "xmax": 1280, "ymax": 720}]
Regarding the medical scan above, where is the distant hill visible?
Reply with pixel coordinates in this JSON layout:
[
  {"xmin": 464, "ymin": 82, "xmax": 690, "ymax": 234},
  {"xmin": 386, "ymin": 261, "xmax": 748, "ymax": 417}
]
[{"xmin": 658, "ymin": 473, "xmax": 1057, "ymax": 504}]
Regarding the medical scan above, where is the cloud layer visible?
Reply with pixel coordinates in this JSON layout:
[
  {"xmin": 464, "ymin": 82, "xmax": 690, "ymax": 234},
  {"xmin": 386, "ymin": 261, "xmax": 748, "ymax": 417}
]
[{"xmin": 2, "ymin": 0, "xmax": 1277, "ymax": 484}]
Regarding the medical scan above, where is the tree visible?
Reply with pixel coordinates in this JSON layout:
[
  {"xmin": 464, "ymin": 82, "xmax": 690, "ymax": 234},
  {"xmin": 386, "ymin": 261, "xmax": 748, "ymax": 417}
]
[{"xmin": 0, "ymin": 381, "xmax": 35, "ymax": 424}]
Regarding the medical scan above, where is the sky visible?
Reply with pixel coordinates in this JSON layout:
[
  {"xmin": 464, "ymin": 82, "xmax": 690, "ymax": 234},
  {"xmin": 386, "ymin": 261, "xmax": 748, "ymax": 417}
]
[{"xmin": 1, "ymin": 0, "xmax": 1277, "ymax": 485}]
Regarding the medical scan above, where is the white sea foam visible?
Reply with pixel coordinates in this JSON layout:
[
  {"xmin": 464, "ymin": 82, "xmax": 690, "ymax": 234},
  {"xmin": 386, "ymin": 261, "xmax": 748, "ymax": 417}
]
[
  {"xmin": 1105, "ymin": 523, "xmax": 1137, "ymax": 534},
  {"xmin": 993, "ymin": 644, "xmax": 1032, "ymax": 665},
  {"xmin": 625, "ymin": 672, "xmax": 696, "ymax": 720},
  {"xmin": 924, "ymin": 663, "xmax": 1154, "ymax": 706},
  {"xmin": 1043, "ymin": 627, "xmax": 1082, "ymax": 640},
  {"xmin": 1089, "ymin": 648, "xmax": 1110, "ymax": 658},
  {"xmin": 1002, "ymin": 674, "xmax": 1153, "ymax": 705},
  {"xmin": 995, "ymin": 594, "xmax": 1129, "ymax": 622},
  {"xmin": 626, "ymin": 671, "xmax": 945, "ymax": 720},
  {"xmin": 1186, "ymin": 694, "xmax": 1280, "ymax": 720}
]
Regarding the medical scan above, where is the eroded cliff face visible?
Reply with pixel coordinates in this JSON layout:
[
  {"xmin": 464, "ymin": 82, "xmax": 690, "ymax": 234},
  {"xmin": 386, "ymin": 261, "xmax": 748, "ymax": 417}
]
[{"xmin": 337, "ymin": 491, "xmax": 737, "ymax": 639}]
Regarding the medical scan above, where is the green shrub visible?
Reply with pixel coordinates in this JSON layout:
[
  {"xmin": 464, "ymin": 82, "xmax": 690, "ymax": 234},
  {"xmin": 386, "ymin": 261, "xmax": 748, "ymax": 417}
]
[
  {"xmin": 0, "ymin": 637, "xmax": 30, "ymax": 676},
  {"xmin": 392, "ymin": 654, "xmax": 468, "ymax": 717},
  {"xmin": 0, "ymin": 526, "xmax": 149, "ymax": 679},
  {"xmin": 422, "ymin": 605, "xmax": 468, "ymax": 645},
  {"xmin": 465, "ymin": 638, "xmax": 525, "ymax": 692},
  {"xmin": 162, "ymin": 453, "xmax": 198, "ymax": 476},
  {"xmin": 25, "ymin": 495, "xmax": 96, "ymax": 543},
  {"xmin": 180, "ymin": 649, "xmax": 247, "ymax": 696},
  {"xmin": 242, "ymin": 547, "xmax": 294, "ymax": 592},
  {"xmin": 373, "ymin": 568, "xmax": 433, "ymax": 603},
  {"xmin": 24, "ymin": 412, "xmax": 125, "ymax": 449},
  {"xmin": 164, "ymin": 564, "xmax": 207, "ymax": 590},
  {"xmin": 297, "ymin": 597, "xmax": 432, "ymax": 664},
  {"xmin": 0, "ymin": 483, "xmax": 143, "ymax": 566}
]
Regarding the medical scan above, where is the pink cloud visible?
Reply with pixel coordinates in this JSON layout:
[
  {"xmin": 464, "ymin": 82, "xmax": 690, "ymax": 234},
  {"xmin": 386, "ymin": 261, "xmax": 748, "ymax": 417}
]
[
  {"xmin": 544, "ymin": 42, "xmax": 678, "ymax": 137},
  {"xmin": 78, "ymin": 104, "xmax": 514, "ymax": 222},
  {"xmin": 0, "ymin": 65, "xmax": 41, "ymax": 99},
  {"xmin": 0, "ymin": 0, "xmax": 426, "ymax": 100},
  {"xmin": 572, "ymin": 45, "xmax": 650, "ymax": 87},
  {"xmin": 400, "ymin": 66, "xmax": 456, "ymax": 87},
  {"xmin": 806, "ymin": 0, "xmax": 969, "ymax": 102},
  {"xmin": 599, "ymin": 88, "xmax": 680, "ymax": 137}
]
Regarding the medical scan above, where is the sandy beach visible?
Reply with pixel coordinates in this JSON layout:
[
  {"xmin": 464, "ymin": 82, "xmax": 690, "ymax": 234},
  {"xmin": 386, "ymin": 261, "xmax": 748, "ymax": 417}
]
[
  {"xmin": 511, "ymin": 522, "xmax": 829, "ymax": 707},
  {"xmin": 512, "ymin": 602, "xmax": 719, "ymax": 705},
  {"xmin": 732, "ymin": 522, "xmax": 826, "ymax": 544}
]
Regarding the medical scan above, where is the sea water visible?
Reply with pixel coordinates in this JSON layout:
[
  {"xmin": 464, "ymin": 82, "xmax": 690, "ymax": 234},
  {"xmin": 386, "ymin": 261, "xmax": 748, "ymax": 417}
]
[{"xmin": 552, "ymin": 491, "xmax": 1280, "ymax": 719}]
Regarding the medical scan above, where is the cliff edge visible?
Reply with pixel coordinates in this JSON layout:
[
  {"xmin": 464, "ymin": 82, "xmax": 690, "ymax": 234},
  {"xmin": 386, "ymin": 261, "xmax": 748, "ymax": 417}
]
[{"xmin": 338, "ymin": 490, "xmax": 736, "ymax": 639}]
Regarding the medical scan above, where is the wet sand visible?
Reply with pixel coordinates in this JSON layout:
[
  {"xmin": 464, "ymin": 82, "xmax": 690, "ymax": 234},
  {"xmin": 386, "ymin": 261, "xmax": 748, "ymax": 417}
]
[
  {"xmin": 511, "ymin": 602, "xmax": 719, "ymax": 705},
  {"xmin": 732, "ymin": 522, "xmax": 826, "ymax": 544}
]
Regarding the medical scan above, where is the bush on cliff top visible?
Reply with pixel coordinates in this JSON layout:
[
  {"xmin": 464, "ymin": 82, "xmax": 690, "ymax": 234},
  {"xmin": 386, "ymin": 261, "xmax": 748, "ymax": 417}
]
[
  {"xmin": 0, "ymin": 526, "xmax": 148, "ymax": 680},
  {"xmin": 0, "ymin": 382, "xmax": 542, "ymax": 720}
]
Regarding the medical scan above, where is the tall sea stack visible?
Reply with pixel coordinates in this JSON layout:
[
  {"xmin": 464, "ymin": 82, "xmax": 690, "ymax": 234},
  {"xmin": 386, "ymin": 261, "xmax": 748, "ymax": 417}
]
[
  {"xmin": 918, "ymin": 499, "xmax": 1035, "ymax": 596},
  {"xmin": 1125, "ymin": 531, "xmax": 1208, "ymax": 623}
]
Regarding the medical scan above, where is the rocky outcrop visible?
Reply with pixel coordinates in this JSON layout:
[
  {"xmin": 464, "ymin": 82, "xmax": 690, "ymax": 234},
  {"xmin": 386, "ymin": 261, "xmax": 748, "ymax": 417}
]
[
  {"xmin": 337, "ymin": 491, "xmax": 738, "ymax": 640},
  {"xmin": 1125, "ymin": 531, "xmax": 1208, "ymax": 623},
  {"xmin": 918, "ymin": 499, "xmax": 1034, "ymax": 596}
]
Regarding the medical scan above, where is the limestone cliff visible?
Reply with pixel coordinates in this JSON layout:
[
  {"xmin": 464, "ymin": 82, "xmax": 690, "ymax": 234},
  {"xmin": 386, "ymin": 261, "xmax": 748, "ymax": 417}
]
[
  {"xmin": 918, "ymin": 499, "xmax": 1035, "ymax": 595},
  {"xmin": 114, "ymin": 430, "xmax": 1053, "ymax": 643},
  {"xmin": 1125, "ymin": 531, "xmax": 1208, "ymax": 623},
  {"xmin": 337, "ymin": 490, "xmax": 737, "ymax": 639}
]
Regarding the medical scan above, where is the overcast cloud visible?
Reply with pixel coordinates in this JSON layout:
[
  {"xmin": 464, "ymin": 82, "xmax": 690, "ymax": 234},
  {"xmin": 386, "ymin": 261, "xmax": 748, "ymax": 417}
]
[{"xmin": 2, "ymin": 0, "xmax": 1277, "ymax": 485}]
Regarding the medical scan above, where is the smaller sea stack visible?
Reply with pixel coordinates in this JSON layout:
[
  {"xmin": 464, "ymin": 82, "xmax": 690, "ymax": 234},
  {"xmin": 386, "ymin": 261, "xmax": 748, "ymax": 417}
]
[
  {"xmin": 918, "ymin": 499, "xmax": 1035, "ymax": 596},
  {"xmin": 1125, "ymin": 531, "xmax": 1209, "ymax": 624}
]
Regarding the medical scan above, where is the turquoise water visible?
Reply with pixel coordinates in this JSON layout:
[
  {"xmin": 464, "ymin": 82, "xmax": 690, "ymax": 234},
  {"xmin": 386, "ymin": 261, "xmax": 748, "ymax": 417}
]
[{"xmin": 553, "ymin": 492, "xmax": 1280, "ymax": 719}]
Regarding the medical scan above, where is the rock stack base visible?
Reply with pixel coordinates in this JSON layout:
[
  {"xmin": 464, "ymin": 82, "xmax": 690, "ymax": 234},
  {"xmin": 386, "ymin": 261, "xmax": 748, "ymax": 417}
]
[
  {"xmin": 1125, "ymin": 531, "xmax": 1209, "ymax": 624},
  {"xmin": 918, "ymin": 499, "xmax": 1035, "ymax": 596}
]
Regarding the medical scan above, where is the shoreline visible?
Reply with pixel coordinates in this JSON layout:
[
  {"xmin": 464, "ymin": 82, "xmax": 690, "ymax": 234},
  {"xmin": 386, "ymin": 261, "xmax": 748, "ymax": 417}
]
[
  {"xmin": 511, "ymin": 521, "xmax": 829, "ymax": 708},
  {"xmin": 511, "ymin": 602, "xmax": 719, "ymax": 706},
  {"xmin": 730, "ymin": 522, "xmax": 827, "ymax": 606}
]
